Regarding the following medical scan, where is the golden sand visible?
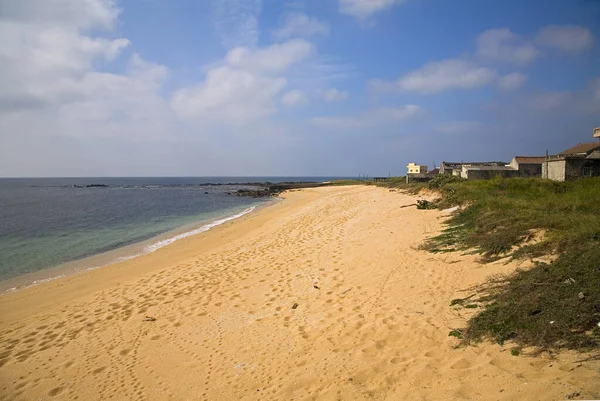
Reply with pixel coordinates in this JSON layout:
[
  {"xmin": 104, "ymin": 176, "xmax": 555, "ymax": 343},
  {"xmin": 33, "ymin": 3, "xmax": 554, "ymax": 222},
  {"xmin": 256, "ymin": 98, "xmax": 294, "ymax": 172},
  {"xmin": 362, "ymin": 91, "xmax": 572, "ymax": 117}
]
[{"xmin": 1, "ymin": 185, "xmax": 598, "ymax": 400}]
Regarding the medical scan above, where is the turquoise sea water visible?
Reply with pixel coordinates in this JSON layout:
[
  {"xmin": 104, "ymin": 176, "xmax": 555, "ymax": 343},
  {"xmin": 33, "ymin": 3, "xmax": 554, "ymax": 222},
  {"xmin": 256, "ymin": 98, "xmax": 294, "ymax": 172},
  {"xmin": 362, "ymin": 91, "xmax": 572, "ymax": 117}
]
[{"xmin": 0, "ymin": 177, "xmax": 344, "ymax": 286}]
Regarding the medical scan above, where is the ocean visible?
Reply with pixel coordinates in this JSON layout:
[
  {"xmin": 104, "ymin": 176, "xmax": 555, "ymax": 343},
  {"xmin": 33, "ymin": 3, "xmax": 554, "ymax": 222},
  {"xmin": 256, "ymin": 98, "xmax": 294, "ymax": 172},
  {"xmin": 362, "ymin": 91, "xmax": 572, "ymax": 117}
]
[{"xmin": 0, "ymin": 177, "xmax": 343, "ymax": 291}]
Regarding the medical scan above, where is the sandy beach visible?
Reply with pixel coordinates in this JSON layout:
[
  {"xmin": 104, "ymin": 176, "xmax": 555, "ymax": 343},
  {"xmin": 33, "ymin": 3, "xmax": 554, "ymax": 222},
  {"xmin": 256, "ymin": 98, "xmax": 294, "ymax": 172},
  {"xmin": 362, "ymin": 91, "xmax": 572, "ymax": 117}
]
[{"xmin": 1, "ymin": 185, "xmax": 598, "ymax": 400}]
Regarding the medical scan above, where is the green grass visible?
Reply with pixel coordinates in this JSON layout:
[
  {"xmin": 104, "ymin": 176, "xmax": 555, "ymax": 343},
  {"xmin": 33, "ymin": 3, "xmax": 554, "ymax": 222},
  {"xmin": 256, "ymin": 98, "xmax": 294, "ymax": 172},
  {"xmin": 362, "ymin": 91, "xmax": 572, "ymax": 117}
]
[
  {"xmin": 373, "ymin": 176, "xmax": 428, "ymax": 194},
  {"xmin": 422, "ymin": 178, "xmax": 600, "ymax": 351},
  {"xmin": 326, "ymin": 179, "xmax": 374, "ymax": 186},
  {"xmin": 449, "ymin": 329, "xmax": 464, "ymax": 339},
  {"xmin": 328, "ymin": 177, "xmax": 426, "ymax": 193}
]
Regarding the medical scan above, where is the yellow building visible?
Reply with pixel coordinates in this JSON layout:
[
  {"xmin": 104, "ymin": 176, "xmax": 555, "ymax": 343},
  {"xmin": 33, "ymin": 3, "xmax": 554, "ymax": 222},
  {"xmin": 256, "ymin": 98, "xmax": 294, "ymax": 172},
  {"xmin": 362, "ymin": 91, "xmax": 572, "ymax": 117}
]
[{"xmin": 407, "ymin": 162, "xmax": 428, "ymax": 175}]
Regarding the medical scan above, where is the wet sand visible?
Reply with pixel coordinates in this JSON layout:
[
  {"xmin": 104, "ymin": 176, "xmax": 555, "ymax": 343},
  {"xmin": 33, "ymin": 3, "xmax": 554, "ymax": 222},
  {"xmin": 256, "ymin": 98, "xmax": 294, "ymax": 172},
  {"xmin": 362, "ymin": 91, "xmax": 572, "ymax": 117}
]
[{"xmin": 0, "ymin": 185, "xmax": 598, "ymax": 400}]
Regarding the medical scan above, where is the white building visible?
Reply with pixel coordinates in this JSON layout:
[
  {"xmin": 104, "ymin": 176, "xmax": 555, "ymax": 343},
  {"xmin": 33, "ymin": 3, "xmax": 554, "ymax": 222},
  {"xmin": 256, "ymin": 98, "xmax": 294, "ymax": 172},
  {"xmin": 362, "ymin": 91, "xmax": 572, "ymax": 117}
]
[{"xmin": 407, "ymin": 163, "xmax": 428, "ymax": 175}]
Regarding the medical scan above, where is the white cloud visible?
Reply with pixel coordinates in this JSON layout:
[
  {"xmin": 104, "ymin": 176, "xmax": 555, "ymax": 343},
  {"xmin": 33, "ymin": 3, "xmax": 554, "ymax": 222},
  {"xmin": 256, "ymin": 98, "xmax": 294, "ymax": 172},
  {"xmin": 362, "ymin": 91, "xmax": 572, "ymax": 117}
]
[
  {"xmin": 527, "ymin": 91, "xmax": 571, "ymax": 111},
  {"xmin": 0, "ymin": 0, "xmax": 174, "ymax": 142},
  {"xmin": 211, "ymin": 0, "xmax": 261, "ymax": 48},
  {"xmin": 172, "ymin": 40, "xmax": 318, "ymax": 123},
  {"xmin": 295, "ymin": 58, "xmax": 357, "ymax": 83},
  {"xmin": 0, "ymin": 0, "xmax": 142, "ymax": 115},
  {"xmin": 281, "ymin": 90, "xmax": 309, "ymax": 107},
  {"xmin": 339, "ymin": 0, "xmax": 407, "ymax": 20},
  {"xmin": 371, "ymin": 24, "xmax": 594, "ymax": 98},
  {"xmin": 536, "ymin": 25, "xmax": 594, "ymax": 53},
  {"xmin": 476, "ymin": 28, "xmax": 539, "ymax": 65},
  {"xmin": 497, "ymin": 72, "xmax": 527, "ymax": 91},
  {"xmin": 0, "ymin": 0, "xmax": 346, "ymax": 142},
  {"xmin": 55, "ymin": 55, "xmax": 173, "ymax": 139},
  {"xmin": 322, "ymin": 88, "xmax": 349, "ymax": 102},
  {"xmin": 508, "ymin": 78, "xmax": 599, "ymax": 116},
  {"xmin": 0, "ymin": 21, "xmax": 130, "ymax": 88},
  {"xmin": 311, "ymin": 105, "xmax": 422, "ymax": 129},
  {"xmin": 273, "ymin": 12, "xmax": 329, "ymax": 40},
  {"xmin": 434, "ymin": 121, "xmax": 483, "ymax": 134},
  {"xmin": 0, "ymin": 0, "xmax": 120, "ymax": 30},
  {"xmin": 375, "ymin": 59, "xmax": 496, "ymax": 94},
  {"xmin": 171, "ymin": 66, "xmax": 286, "ymax": 123},
  {"xmin": 225, "ymin": 39, "xmax": 315, "ymax": 73}
]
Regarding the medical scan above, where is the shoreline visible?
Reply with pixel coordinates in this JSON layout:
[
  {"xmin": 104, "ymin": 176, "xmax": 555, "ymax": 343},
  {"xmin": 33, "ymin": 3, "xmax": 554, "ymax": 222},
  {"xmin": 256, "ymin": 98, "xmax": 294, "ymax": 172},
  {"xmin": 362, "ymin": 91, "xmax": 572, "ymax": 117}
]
[
  {"xmin": 1, "ymin": 185, "xmax": 598, "ymax": 400},
  {"xmin": 0, "ymin": 198, "xmax": 277, "ymax": 294},
  {"xmin": 0, "ymin": 187, "xmax": 314, "ymax": 322}
]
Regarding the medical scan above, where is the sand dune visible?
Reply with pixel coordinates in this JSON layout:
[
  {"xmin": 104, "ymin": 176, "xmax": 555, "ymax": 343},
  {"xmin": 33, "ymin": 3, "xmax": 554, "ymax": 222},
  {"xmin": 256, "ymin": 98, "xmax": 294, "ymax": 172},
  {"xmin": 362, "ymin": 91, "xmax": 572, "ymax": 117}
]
[{"xmin": 1, "ymin": 185, "xmax": 598, "ymax": 400}]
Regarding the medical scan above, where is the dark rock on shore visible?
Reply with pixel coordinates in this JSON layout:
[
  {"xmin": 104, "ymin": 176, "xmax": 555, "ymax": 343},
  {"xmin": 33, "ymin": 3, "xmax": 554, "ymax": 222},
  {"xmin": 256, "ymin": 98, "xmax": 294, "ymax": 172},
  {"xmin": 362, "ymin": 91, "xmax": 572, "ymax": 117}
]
[
  {"xmin": 234, "ymin": 188, "xmax": 281, "ymax": 198},
  {"xmin": 232, "ymin": 182, "xmax": 329, "ymax": 198},
  {"xmin": 72, "ymin": 184, "xmax": 109, "ymax": 188}
]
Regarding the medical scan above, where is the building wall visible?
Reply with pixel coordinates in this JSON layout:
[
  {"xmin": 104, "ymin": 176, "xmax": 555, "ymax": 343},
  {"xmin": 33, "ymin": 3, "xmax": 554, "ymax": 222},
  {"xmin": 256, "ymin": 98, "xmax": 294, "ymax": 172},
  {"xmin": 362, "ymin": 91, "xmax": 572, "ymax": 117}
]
[
  {"xmin": 406, "ymin": 174, "xmax": 434, "ymax": 183},
  {"xmin": 440, "ymin": 163, "xmax": 458, "ymax": 175},
  {"xmin": 543, "ymin": 160, "xmax": 566, "ymax": 181},
  {"xmin": 565, "ymin": 159, "xmax": 587, "ymax": 181},
  {"xmin": 543, "ymin": 158, "xmax": 600, "ymax": 181},
  {"xmin": 442, "ymin": 168, "xmax": 456, "ymax": 175},
  {"xmin": 519, "ymin": 163, "xmax": 543, "ymax": 177},
  {"xmin": 407, "ymin": 163, "xmax": 428, "ymax": 174},
  {"xmin": 582, "ymin": 160, "xmax": 600, "ymax": 177},
  {"xmin": 509, "ymin": 158, "xmax": 542, "ymax": 177},
  {"xmin": 464, "ymin": 169, "xmax": 520, "ymax": 180}
]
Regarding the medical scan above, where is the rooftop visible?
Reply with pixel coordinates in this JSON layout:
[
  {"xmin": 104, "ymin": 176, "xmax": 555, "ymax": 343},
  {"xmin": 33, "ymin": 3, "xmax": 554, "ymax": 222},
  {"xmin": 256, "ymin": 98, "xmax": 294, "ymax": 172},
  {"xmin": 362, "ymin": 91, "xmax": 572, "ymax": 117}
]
[
  {"xmin": 442, "ymin": 161, "xmax": 506, "ymax": 167},
  {"xmin": 463, "ymin": 166, "xmax": 517, "ymax": 171},
  {"xmin": 560, "ymin": 141, "xmax": 600, "ymax": 155},
  {"xmin": 514, "ymin": 156, "xmax": 545, "ymax": 164}
]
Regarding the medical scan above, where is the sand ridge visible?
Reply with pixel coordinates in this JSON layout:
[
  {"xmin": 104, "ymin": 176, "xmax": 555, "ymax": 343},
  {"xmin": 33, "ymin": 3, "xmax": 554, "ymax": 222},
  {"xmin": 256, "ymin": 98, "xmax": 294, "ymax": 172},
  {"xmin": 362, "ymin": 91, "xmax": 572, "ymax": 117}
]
[{"xmin": 0, "ymin": 185, "xmax": 598, "ymax": 400}]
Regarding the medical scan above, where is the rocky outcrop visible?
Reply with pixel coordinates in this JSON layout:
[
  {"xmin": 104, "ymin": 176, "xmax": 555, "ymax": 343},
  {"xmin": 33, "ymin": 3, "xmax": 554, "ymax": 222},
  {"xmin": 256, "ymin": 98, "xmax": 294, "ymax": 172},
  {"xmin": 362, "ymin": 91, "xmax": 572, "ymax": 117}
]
[
  {"xmin": 233, "ymin": 188, "xmax": 281, "ymax": 198},
  {"xmin": 232, "ymin": 182, "xmax": 328, "ymax": 198}
]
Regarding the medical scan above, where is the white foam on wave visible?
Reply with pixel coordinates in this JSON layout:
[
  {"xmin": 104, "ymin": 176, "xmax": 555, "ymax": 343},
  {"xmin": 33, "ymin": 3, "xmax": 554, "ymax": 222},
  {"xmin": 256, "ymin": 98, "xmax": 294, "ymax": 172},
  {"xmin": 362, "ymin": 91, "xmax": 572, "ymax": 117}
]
[
  {"xmin": 142, "ymin": 205, "xmax": 256, "ymax": 253},
  {"xmin": 2, "ymin": 205, "xmax": 258, "ymax": 294},
  {"xmin": 31, "ymin": 275, "xmax": 66, "ymax": 286},
  {"xmin": 2, "ymin": 274, "xmax": 69, "ymax": 294},
  {"xmin": 85, "ymin": 205, "xmax": 258, "ymax": 269}
]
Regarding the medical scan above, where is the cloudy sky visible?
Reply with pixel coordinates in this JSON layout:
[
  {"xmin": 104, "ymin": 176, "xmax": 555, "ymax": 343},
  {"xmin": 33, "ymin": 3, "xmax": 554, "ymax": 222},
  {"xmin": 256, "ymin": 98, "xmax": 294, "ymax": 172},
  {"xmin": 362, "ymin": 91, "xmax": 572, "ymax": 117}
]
[{"xmin": 1, "ymin": 0, "xmax": 599, "ymax": 177}]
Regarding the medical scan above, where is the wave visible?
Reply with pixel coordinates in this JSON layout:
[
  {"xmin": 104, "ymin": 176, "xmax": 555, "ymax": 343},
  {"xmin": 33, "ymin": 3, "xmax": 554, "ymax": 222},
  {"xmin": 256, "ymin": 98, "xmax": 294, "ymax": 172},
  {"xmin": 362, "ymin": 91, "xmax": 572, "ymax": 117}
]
[
  {"xmin": 2, "ymin": 205, "xmax": 257, "ymax": 293},
  {"xmin": 142, "ymin": 206, "xmax": 256, "ymax": 253},
  {"xmin": 90, "ymin": 205, "xmax": 257, "ymax": 267}
]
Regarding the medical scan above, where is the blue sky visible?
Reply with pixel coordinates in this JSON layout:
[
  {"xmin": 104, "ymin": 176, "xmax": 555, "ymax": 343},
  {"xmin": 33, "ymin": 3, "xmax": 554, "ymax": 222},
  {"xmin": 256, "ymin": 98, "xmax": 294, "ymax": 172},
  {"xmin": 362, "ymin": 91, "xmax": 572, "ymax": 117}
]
[{"xmin": 0, "ymin": 0, "xmax": 599, "ymax": 177}]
